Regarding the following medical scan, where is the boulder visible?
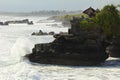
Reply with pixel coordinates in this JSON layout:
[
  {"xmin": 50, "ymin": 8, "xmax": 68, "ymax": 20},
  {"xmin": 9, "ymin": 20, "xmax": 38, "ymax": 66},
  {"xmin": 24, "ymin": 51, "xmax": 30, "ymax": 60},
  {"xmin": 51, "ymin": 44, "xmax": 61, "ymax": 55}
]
[
  {"xmin": 32, "ymin": 30, "xmax": 55, "ymax": 36},
  {"xmin": 31, "ymin": 30, "xmax": 47, "ymax": 36},
  {"xmin": 27, "ymin": 21, "xmax": 33, "ymax": 25}
]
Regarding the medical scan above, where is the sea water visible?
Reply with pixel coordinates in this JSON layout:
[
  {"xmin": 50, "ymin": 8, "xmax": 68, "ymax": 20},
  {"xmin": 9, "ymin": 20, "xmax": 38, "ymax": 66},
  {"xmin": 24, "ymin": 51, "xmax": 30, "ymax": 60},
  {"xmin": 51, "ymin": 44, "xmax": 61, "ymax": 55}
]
[{"xmin": 0, "ymin": 15, "xmax": 120, "ymax": 80}]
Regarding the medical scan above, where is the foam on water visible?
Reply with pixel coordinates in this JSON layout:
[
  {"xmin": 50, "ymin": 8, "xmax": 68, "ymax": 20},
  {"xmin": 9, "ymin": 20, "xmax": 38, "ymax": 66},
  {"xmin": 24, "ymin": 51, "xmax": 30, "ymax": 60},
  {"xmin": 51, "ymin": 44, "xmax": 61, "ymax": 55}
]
[
  {"xmin": 11, "ymin": 37, "xmax": 34, "ymax": 62},
  {"xmin": 0, "ymin": 37, "xmax": 34, "ymax": 67},
  {"xmin": 0, "ymin": 38, "xmax": 13, "ymax": 66},
  {"xmin": 0, "ymin": 60, "xmax": 42, "ymax": 80}
]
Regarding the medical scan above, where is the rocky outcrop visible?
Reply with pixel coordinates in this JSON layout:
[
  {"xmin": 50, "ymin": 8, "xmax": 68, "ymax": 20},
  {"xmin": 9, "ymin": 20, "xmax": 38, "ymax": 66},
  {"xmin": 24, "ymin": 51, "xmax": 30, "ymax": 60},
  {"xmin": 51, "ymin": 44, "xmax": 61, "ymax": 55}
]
[
  {"xmin": 27, "ymin": 21, "xmax": 33, "ymax": 25},
  {"xmin": 26, "ymin": 17, "xmax": 109, "ymax": 66},
  {"xmin": 31, "ymin": 30, "xmax": 55, "ymax": 36},
  {"xmin": 0, "ymin": 22, "xmax": 9, "ymax": 25},
  {"xmin": 0, "ymin": 19, "xmax": 33, "ymax": 26},
  {"xmin": 27, "ymin": 36, "xmax": 108, "ymax": 66},
  {"xmin": 5, "ymin": 19, "xmax": 33, "ymax": 25}
]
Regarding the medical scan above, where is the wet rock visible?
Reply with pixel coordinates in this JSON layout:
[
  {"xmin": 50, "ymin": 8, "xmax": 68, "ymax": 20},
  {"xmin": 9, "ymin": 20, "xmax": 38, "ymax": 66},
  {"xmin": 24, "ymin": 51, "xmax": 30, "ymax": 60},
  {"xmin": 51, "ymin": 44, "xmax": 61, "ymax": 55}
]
[
  {"xmin": 107, "ymin": 37, "xmax": 120, "ymax": 57},
  {"xmin": 0, "ymin": 22, "xmax": 9, "ymax": 25},
  {"xmin": 2, "ymin": 19, "xmax": 34, "ymax": 25},
  {"xmin": 26, "ymin": 35, "xmax": 108, "ymax": 66},
  {"xmin": 0, "ymin": 22, "xmax": 3, "ymax": 25},
  {"xmin": 31, "ymin": 30, "xmax": 48, "ymax": 36},
  {"xmin": 4, "ymin": 22, "xmax": 9, "ymax": 25},
  {"xmin": 31, "ymin": 30, "xmax": 55, "ymax": 36},
  {"xmin": 48, "ymin": 32, "xmax": 55, "ymax": 35},
  {"xmin": 27, "ymin": 21, "xmax": 33, "ymax": 25}
]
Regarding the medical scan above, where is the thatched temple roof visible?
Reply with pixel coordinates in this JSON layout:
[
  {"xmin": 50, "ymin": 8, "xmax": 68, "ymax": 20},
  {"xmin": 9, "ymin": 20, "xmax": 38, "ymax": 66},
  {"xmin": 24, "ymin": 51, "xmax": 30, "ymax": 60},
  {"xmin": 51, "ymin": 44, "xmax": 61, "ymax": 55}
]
[{"xmin": 83, "ymin": 7, "xmax": 99, "ymax": 18}]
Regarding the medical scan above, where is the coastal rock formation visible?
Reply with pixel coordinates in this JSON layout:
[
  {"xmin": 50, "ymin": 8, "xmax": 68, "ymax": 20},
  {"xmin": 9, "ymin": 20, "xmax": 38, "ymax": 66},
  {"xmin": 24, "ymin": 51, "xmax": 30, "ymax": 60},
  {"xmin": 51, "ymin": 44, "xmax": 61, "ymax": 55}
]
[
  {"xmin": 5, "ymin": 19, "xmax": 33, "ymax": 25},
  {"xmin": 31, "ymin": 30, "xmax": 55, "ymax": 36},
  {"xmin": 0, "ymin": 19, "xmax": 33, "ymax": 26},
  {"xmin": 32, "ymin": 30, "xmax": 48, "ymax": 36},
  {"xmin": 26, "ymin": 17, "xmax": 109, "ymax": 66},
  {"xmin": 0, "ymin": 22, "xmax": 9, "ymax": 25},
  {"xmin": 27, "ymin": 21, "xmax": 33, "ymax": 25}
]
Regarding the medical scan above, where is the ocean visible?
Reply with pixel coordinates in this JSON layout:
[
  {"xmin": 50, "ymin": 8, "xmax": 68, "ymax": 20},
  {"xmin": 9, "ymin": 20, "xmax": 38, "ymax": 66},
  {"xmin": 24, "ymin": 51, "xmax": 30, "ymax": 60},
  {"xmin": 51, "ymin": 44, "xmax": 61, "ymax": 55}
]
[{"xmin": 0, "ymin": 15, "xmax": 120, "ymax": 80}]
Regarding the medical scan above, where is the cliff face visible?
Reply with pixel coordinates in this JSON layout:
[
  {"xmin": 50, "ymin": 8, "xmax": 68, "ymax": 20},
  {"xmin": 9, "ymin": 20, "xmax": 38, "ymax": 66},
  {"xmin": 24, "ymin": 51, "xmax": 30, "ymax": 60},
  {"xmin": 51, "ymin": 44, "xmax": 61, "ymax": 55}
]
[{"xmin": 26, "ymin": 17, "xmax": 109, "ymax": 66}]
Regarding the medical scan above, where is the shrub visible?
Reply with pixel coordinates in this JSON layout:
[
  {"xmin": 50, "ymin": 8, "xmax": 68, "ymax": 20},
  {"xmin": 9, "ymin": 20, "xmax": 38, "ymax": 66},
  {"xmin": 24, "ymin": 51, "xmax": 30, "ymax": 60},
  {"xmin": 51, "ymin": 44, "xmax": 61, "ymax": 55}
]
[{"xmin": 94, "ymin": 5, "xmax": 120, "ymax": 37}]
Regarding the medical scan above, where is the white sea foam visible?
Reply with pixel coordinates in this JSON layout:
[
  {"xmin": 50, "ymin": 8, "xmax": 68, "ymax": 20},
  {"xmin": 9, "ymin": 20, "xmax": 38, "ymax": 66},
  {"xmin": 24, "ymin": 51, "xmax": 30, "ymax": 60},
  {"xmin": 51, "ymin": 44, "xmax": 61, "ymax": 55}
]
[
  {"xmin": 0, "ymin": 38, "xmax": 14, "ymax": 66},
  {"xmin": 0, "ymin": 36, "xmax": 34, "ymax": 67},
  {"xmin": 11, "ymin": 37, "xmax": 34, "ymax": 61}
]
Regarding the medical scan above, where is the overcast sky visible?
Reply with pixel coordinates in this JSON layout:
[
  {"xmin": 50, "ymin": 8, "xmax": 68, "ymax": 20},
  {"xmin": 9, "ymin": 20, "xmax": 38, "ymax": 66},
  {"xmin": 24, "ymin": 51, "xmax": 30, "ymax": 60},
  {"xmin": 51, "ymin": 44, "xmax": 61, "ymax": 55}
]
[{"xmin": 0, "ymin": 0, "xmax": 120, "ymax": 12}]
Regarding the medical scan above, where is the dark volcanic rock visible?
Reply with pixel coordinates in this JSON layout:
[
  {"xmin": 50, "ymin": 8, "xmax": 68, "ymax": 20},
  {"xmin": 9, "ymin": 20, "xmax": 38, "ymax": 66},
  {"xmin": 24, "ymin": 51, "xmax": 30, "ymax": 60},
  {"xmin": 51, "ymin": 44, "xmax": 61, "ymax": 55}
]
[
  {"xmin": 107, "ymin": 37, "xmax": 120, "ymax": 57},
  {"xmin": 4, "ymin": 22, "xmax": 9, "ymax": 25},
  {"xmin": 28, "ymin": 21, "xmax": 33, "ymax": 25},
  {"xmin": 31, "ymin": 30, "xmax": 55, "ymax": 36},
  {"xmin": 0, "ymin": 22, "xmax": 9, "ymax": 25},
  {"xmin": 0, "ymin": 22, "xmax": 4, "ymax": 25},
  {"xmin": 48, "ymin": 32, "xmax": 55, "ymax": 35},
  {"xmin": 26, "ymin": 17, "xmax": 108, "ymax": 66},
  {"xmin": 4, "ymin": 19, "xmax": 33, "ymax": 25},
  {"xmin": 31, "ymin": 30, "xmax": 47, "ymax": 36}
]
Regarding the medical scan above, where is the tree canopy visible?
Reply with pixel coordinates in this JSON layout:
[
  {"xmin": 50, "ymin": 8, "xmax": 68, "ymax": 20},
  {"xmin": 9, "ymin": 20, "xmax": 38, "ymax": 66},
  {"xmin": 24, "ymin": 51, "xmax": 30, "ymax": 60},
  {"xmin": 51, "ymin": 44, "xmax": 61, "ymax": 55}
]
[{"xmin": 94, "ymin": 5, "xmax": 120, "ymax": 37}]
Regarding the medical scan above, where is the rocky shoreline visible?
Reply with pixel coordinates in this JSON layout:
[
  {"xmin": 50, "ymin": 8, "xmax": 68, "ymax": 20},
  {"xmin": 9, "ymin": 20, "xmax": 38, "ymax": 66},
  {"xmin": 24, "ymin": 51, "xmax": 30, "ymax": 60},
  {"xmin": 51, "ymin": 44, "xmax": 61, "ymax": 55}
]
[{"xmin": 0, "ymin": 19, "xmax": 33, "ymax": 25}]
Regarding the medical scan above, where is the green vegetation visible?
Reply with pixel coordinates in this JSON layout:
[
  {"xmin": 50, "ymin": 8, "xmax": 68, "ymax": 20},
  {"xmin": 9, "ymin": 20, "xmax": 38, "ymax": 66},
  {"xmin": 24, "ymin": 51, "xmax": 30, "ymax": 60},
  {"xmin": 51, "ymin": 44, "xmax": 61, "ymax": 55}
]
[
  {"xmin": 80, "ymin": 4, "xmax": 120, "ymax": 38},
  {"xmin": 80, "ymin": 20, "xmax": 92, "ymax": 30},
  {"xmin": 50, "ymin": 4, "xmax": 120, "ymax": 38},
  {"xmin": 95, "ymin": 5, "xmax": 120, "ymax": 37},
  {"xmin": 80, "ymin": 18, "xmax": 99, "ymax": 31}
]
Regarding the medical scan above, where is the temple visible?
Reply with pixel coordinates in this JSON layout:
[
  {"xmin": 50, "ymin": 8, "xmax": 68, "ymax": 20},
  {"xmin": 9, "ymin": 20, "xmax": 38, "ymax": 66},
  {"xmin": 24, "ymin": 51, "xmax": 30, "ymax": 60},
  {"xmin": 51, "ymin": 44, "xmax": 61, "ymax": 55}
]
[{"xmin": 83, "ymin": 7, "xmax": 99, "ymax": 18}]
